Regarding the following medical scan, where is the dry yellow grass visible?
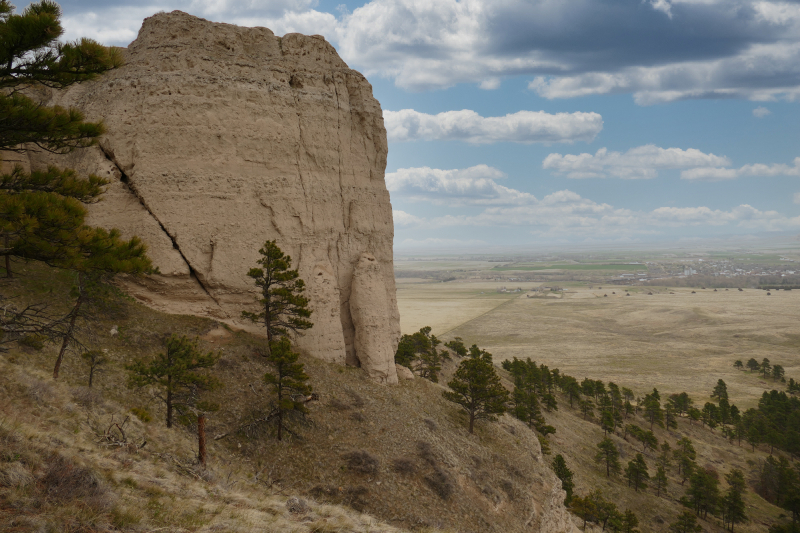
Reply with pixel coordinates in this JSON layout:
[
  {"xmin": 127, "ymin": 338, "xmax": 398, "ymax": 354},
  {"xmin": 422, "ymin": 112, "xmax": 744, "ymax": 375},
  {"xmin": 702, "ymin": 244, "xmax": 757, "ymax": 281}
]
[
  {"xmin": 400, "ymin": 282, "xmax": 800, "ymax": 405},
  {"xmin": 396, "ymin": 279, "xmax": 536, "ymax": 335},
  {"xmin": 0, "ymin": 263, "xmax": 569, "ymax": 533},
  {"xmin": 400, "ymin": 278, "xmax": 796, "ymax": 531}
]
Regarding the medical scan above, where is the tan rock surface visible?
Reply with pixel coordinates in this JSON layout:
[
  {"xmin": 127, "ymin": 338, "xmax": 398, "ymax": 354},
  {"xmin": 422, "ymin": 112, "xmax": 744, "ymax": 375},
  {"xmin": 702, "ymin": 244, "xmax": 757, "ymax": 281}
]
[
  {"xmin": 26, "ymin": 11, "xmax": 400, "ymax": 378},
  {"xmin": 395, "ymin": 363, "xmax": 415, "ymax": 380}
]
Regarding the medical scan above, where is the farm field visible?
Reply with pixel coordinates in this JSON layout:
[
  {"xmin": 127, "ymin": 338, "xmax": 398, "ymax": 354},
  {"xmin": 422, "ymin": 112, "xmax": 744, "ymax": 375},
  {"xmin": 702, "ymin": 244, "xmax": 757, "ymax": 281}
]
[
  {"xmin": 396, "ymin": 280, "xmax": 800, "ymax": 405},
  {"xmin": 491, "ymin": 263, "xmax": 645, "ymax": 271}
]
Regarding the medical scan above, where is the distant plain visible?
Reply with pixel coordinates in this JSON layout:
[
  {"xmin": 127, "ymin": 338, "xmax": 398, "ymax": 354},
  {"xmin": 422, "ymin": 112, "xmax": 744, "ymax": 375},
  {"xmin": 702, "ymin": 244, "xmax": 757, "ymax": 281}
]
[{"xmin": 396, "ymin": 278, "xmax": 800, "ymax": 406}]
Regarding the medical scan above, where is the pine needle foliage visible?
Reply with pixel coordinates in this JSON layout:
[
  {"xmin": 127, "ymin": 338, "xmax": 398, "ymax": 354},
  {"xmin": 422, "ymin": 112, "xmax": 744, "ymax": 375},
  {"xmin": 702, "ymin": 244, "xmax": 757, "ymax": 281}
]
[
  {"xmin": 242, "ymin": 240, "xmax": 312, "ymax": 348},
  {"xmin": 443, "ymin": 350, "xmax": 509, "ymax": 434},
  {"xmin": 0, "ymin": 0, "xmax": 122, "ymax": 152},
  {"xmin": 262, "ymin": 336, "xmax": 312, "ymax": 441},
  {"xmin": 125, "ymin": 335, "xmax": 221, "ymax": 428}
]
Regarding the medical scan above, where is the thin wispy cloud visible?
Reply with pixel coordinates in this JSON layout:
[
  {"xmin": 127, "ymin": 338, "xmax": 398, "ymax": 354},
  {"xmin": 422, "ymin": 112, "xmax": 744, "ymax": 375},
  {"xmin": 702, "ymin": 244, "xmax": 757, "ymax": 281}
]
[
  {"xmin": 680, "ymin": 158, "xmax": 800, "ymax": 181},
  {"xmin": 753, "ymin": 106, "xmax": 771, "ymax": 118}
]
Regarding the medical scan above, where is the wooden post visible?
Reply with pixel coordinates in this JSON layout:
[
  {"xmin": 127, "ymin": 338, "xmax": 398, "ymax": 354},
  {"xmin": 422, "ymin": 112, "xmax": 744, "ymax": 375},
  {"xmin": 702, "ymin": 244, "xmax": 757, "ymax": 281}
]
[{"xmin": 198, "ymin": 414, "xmax": 206, "ymax": 467}]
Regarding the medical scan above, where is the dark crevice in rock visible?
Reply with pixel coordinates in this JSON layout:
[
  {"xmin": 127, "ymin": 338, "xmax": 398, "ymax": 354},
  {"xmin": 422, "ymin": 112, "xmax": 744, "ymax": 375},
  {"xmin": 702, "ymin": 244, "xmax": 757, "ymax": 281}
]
[{"xmin": 97, "ymin": 144, "xmax": 222, "ymax": 307}]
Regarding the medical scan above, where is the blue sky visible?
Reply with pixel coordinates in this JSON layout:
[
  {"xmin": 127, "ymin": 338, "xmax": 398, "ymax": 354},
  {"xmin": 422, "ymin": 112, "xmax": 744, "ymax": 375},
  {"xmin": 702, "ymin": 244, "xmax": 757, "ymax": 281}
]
[{"xmin": 49, "ymin": 0, "xmax": 800, "ymax": 249}]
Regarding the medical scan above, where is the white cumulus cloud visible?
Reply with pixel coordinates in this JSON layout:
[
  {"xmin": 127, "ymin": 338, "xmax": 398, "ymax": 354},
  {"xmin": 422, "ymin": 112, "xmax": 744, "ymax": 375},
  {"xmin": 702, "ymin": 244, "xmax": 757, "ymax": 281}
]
[
  {"xmin": 543, "ymin": 145, "xmax": 730, "ymax": 179},
  {"xmin": 384, "ymin": 109, "xmax": 603, "ymax": 144},
  {"xmin": 386, "ymin": 165, "xmax": 537, "ymax": 205},
  {"xmin": 61, "ymin": 0, "xmax": 800, "ymax": 103}
]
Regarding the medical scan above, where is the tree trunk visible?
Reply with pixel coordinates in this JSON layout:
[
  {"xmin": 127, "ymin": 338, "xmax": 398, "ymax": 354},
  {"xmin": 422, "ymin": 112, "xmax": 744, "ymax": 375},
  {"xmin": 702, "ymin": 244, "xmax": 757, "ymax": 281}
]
[
  {"xmin": 468, "ymin": 411, "xmax": 475, "ymax": 434},
  {"xmin": 277, "ymin": 380, "xmax": 283, "ymax": 441},
  {"xmin": 53, "ymin": 292, "xmax": 83, "ymax": 379},
  {"xmin": 88, "ymin": 365, "xmax": 94, "ymax": 387},
  {"xmin": 198, "ymin": 414, "xmax": 206, "ymax": 466},
  {"xmin": 167, "ymin": 378, "xmax": 173, "ymax": 428},
  {"xmin": 4, "ymin": 234, "xmax": 11, "ymax": 278}
]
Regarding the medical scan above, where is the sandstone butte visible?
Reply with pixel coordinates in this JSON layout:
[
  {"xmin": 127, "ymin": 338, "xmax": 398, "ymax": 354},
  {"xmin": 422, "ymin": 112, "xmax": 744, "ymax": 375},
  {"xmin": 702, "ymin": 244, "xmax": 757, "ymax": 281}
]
[{"xmin": 22, "ymin": 11, "xmax": 402, "ymax": 383}]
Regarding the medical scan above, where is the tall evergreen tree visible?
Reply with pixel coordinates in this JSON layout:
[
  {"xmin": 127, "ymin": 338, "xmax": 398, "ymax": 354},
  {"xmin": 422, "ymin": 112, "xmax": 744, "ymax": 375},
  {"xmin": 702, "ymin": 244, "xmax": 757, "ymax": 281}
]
[
  {"xmin": 674, "ymin": 437, "xmax": 697, "ymax": 485},
  {"xmin": 551, "ymin": 454, "xmax": 574, "ymax": 504},
  {"xmin": 669, "ymin": 510, "xmax": 703, "ymax": 533},
  {"xmin": 620, "ymin": 509, "xmax": 641, "ymax": 533},
  {"xmin": 625, "ymin": 453, "xmax": 650, "ymax": 492},
  {"xmin": 262, "ymin": 336, "xmax": 312, "ymax": 441},
  {"xmin": 242, "ymin": 241, "xmax": 312, "ymax": 352},
  {"xmin": 722, "ymin": 469, "xmax": 747, "ymax": 533},
  {"xmin": 762, "ymin": 358, "xmax": 772, "ymax": 378},
  {"xmin": 712, "ymin": 379, "xmax": 729, "ymax": 401},
  {"xmin": 654, "ymin": 465, "xmax": 669, "ymax": 497},
  {"xmin": 595, "ymin": 437, "xmax": 622, "ymax": 477},
  {"xmin": 643, "ymin": 388, "xmax": 665, "ymax": 430},
  {"xmin": 443, "ymin": 352, "xmax": 509, "ymax": 434},
  {"xmin": 685, "ymin": 467, "xmax": 720, "ymax": 519}
]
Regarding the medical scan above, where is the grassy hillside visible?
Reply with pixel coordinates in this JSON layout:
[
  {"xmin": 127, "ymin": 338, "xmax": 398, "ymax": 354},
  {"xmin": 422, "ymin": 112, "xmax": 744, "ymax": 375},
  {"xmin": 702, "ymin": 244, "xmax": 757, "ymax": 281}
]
[
  {"xmin": 398, "ymin": 280, "xmax": 797, "ymax": 532},
  {"xmin": 0, "ymin": 262, "xmax": 572, "ymax": 532}
]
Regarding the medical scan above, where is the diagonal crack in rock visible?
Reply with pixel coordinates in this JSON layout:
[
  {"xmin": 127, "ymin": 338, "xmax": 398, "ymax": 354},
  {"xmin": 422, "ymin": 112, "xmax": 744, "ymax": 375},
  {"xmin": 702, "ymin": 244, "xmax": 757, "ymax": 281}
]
[{"xmin": 97, "ymin": 144, "xmax": 223, "ymax": 308}]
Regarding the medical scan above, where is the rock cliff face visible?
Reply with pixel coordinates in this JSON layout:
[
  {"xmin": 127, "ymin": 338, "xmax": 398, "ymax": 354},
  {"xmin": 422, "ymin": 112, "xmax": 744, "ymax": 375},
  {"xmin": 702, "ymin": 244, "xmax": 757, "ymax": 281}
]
[{"xmin": 28, "ymin": 11, "xmax": 401, "ymax": 383}]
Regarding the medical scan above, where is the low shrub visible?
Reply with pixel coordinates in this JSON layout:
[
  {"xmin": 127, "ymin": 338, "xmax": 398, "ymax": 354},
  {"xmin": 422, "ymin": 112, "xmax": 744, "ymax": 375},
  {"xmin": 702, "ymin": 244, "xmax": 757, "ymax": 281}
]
[
  {"xmin": 423, "ymin": 466, "xmax": 453, "ymax": 500},
  {"xmin": 342, "ymin": 450, "xmax": 379, "ymax": 475},
  {"xmin": 391, "ymin": 457, "xmax": 416, "ymax": 475}
]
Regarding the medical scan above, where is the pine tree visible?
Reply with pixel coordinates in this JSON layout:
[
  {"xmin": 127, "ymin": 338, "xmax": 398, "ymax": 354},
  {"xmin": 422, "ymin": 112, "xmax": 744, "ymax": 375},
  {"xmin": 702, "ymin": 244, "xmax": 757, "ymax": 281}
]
[
  {"xmin": 686, "ymin": 467, "xmax": 720, "ymax": 519},
  {"xmin": 658, "ymin": 440, "xmax": 673, "ymax": 470},
  {"xmin": 395, "ymin": 327, "xmax": 445, "ymax": 382},
  {"xmin": 722, "ymin": 469, "xmax": 747, "ymax": 533},
  {"xmin": 669, "ymin": 510, "xmax": 703, "ymax": 533},
  {"xmin": 0, "ymin": 0, "xmax": 123, "ymax": 274},
  {"xmin": 674, "ymin": 437, "xmax": 697, "ymax": 485},
  {"xmin": 733, "ymin": 359, "xmax": 744, "ymax": 370},
  {"xmin": 242, "ymin": 241, "xmax": 313, "ymax": 351},
  {"xmin": 762, "ymin": 358, "xmax": 772, "ymax": 378},
  {"xmin": 443, "ymin": 353, "xmax": 509, "ymax": 434},
  {"xmin": 595, "ymin": 437, "xmax": 621, "ymax": 477},
  {"xmin": 263, "ymin": 336, "xmax": 312, "ymax": 441},
  {"xmin": 620, "ymin": 509, "xmax": 641, "ymax": 533},
  {"xmin": 746, "ymin": 357, "xmax": 760, "ymax": 372},
  {"xmin": 625, "ymin": 453, "xmax": 649, "ymax": 492},
  {"xmin": 444, "ymin": 337, "xmax": 467, "ymax": 357},
  {"xmin": 551, "ymin": 454, "xmax": 574, "ymax": 504},
  {"xmin": 52, "ymin": 228, "xmax": 152, "ymax": 378},
  {"xmin": 702, "ymin": 402, "xmax": 719, "ymax": 429},
  {"xmin": 712, "ymin": 379, "xmax": 729, "ymax": 401},
  {"xmin": 654, "ymin": 465, "xmax": 669, "ymax": 497},
  {"xmin": 569, "ymin": 494, "xmax": 598, "ymax": 530},
  {"xmin": 81, "ymin": 349, "xmax": 107, "ymax": 388},
  {"xmin": 126, "ymin": 335, "xmax": 221, "ymax": 428},
  {"xmin": 643, "ymin": 388, "xmax": 665, "ymax": 430},
  {"xmin": 580, "ymin": 398, "xmax": 595, "ymax": 420}
]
